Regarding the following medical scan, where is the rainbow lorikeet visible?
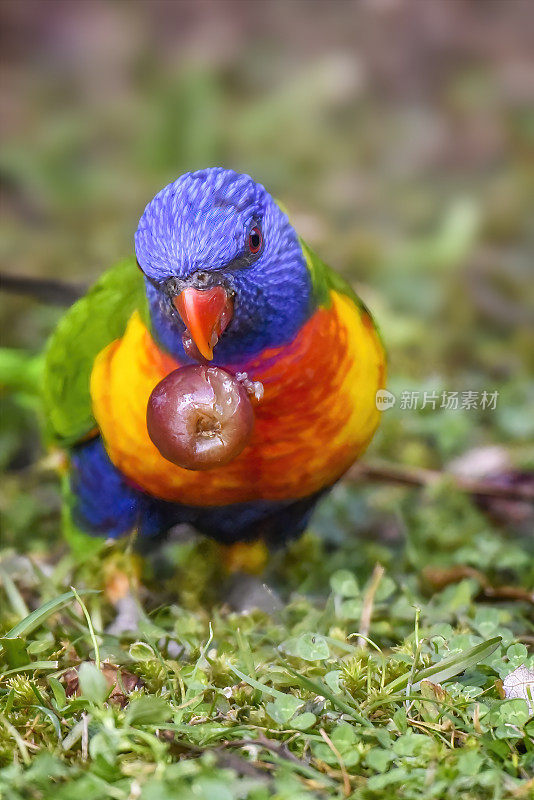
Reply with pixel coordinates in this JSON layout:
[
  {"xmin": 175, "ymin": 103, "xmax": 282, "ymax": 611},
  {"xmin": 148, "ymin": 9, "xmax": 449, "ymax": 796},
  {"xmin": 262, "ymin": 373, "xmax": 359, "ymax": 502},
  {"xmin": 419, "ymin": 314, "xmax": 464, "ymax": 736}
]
[{"xmin": 44, "ymin": 168, "xmax": 385, "ymax": 547}]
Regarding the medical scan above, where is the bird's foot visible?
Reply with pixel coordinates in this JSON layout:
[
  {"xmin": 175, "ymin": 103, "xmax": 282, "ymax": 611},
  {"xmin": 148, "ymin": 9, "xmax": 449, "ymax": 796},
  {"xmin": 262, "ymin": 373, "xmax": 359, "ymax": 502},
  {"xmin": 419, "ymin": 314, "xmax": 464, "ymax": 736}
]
[{"xmin": 219, "ymin": 539, "xmax": 269, "ymax": 575}]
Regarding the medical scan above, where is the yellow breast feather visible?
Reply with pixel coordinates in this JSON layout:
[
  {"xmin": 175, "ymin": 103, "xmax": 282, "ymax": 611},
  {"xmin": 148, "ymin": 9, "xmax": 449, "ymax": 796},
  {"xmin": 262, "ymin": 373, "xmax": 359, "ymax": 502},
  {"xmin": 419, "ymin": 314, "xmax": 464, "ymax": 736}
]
[{"xmin": 90, "ymin": 291, "xmax": 385, "ymax": 505}]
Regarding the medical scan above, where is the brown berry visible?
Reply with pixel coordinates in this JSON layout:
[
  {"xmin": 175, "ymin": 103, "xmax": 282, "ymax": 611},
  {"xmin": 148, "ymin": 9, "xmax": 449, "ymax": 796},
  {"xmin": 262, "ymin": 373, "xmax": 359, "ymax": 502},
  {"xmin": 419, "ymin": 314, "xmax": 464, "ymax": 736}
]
[{"xmin": 146, "ymin": 366, "xmax": 254, "ymax": 470}]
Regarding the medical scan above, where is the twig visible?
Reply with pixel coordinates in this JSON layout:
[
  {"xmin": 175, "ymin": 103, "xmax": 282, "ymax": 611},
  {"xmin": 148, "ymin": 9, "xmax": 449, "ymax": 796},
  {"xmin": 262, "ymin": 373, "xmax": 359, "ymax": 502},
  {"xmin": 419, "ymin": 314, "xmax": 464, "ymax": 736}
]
[
  {"xmin": 423, "ymin": 566, "xmax": 534, "ymax": 605},
  {"xmin": 0, "ymin": 272, "xmax": 85, "ymax": 304},
  {"xmin": 163, "ymin": 735, "xmax": 272, "ymax": 782},
  {"xmin": 347, "ymin": 460, "xmax": 534, "ymax": 502},
  {"xmin": 357, "ymin": 563, "xmax": 385, "ymax": 649},
  {"xmin": 223, "ymin": 735, "xmax": 304, "ymax": 767},
  {"xmin": 81, "ymin": 713, "xmax": 89, "ymax": 762},
  {"xmin": 319, "ymin": 728, "xmax": 351, "ymax": 797}
]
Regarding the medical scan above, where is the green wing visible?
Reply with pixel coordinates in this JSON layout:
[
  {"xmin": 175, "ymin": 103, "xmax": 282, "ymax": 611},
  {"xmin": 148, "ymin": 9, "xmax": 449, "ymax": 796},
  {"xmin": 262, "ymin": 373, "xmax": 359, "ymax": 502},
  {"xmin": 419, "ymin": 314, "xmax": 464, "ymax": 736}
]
[
  {"xmin": 42, "ymin": 239, "xmax": 381, "ymax": 447},
  {"xmin": 299, "ymin": 236, "xmax": 364, "ymax": 309},
  {"xmin": 300, "ymin": 236, "xmax": 384, "ymax": 345},
  {"xmin": 43, "ymin": 256, "xmax": 149, "ymax": 447},
  {"xmin": 274, "ymin": 199, "xmax": 361, "ymax": 307}
]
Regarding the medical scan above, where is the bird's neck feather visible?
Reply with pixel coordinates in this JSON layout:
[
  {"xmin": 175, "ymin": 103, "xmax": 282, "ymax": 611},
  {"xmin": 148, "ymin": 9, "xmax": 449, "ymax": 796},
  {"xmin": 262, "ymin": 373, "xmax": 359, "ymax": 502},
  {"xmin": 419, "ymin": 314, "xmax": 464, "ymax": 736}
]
[{"xmin": 146, "ymin": 265, "xmax": 316, "ymax": 367}]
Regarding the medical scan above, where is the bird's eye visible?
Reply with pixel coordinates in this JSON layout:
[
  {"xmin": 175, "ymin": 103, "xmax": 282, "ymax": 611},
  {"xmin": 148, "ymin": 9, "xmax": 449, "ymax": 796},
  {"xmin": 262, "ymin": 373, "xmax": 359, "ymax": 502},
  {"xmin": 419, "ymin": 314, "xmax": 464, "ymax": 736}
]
[{"xmin": 248, "ymin": 225, "xmax": 262, "ymax": 254}]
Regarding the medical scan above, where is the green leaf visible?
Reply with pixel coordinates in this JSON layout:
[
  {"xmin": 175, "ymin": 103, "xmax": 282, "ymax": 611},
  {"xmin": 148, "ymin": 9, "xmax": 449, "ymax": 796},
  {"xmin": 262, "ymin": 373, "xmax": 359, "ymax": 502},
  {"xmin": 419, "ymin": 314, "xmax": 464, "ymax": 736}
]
[
  {"xmin": 384, "ymin": 636, "xmax": 502, "ymax": 693},
  {"xmin": 126, "ymin": 696, "xmax": 171, "ymax": 726},
  {"xmin": 0, "ymin": 565, "xmax": 29, "ymax": 618},
  {"xmin": 330, "ymin": 570, "xmax": 359, "ymax": 597},
  {"xmin": 48, "ymin": 676, "xmax": 67, "ymax": 709},
  {"xmin": 324, "ymin": 670, "xmax": 342, "ymax": 694},
  {"xmin": 506, "ymin": 643, "xmax": 528, "ymax": 666},
  {"xmin": 494, "ymin": 724, "xmax": 523, "ymax": 740},
  {"xmin": 283, "ymin": 664, "xmax": 371, "ymax": 726},
  {"xmin": 194, "ymin": 778, "xmax": 235, "ymax": 800},
  {"xmin": 456, "ymin": 750, "xmax": 484, "ymax": 776},
  {"xmin": 77, "ymin": 662, "xmax": 108, "ymax": 704},
  {"xmin": 291, "ymin": 712, "xmax": 316, "ymax": 730},
  {"xmin": 332, "ymin": 721, "xmax": 357, "ymax": 750},
  {"xmin": 3, "ymin": 589, "xmax": 99, "ymax": 643},
  {"xmin": 280, "ymin": 633, "xmax": 330, "ymax": 661},
  {"xmin": 491, "ymin": 699, "xmax": 530, "ymax": 728},
  {"xmin": 0, "ymin": 637, "xmax": 29, "ymax": 669},
  {"xmin": 374, "ymin": 576, "xmax": 396, "ymax": 602},
  {"xmin": 0, "ymin": 660, "xmax": 59, "ymax": 677},
  {"xmin": 235, "ymin": 627, "xmax": 256, "ymax": 677},
  {"xmin": 265, "ymin": 694, "xmax": 302, "ymax": 725},
  {"xmin": 312, "ymin": 742, "xmax": 340, "ymax": 766},
  {"xmin": 393, "ymin": 731, "xmax": 433, "ymax": 758},
  {"xmin": 366, "ymin": 748, "xmax": 395, "ymax": 773},
  {"xmin": 228, "ymin": 665, "xmax": 298, "ymax": 704},
  {"xmin": 340, "ymin": 599, "xmax": 363, "ymax": 620},
  {"xmin": 128, "ymin": 641, "xmax": 156, "ymax": 661},
  {"xmin": 367, "ymin": 767, "xmax": 412, "ymax": 791}
]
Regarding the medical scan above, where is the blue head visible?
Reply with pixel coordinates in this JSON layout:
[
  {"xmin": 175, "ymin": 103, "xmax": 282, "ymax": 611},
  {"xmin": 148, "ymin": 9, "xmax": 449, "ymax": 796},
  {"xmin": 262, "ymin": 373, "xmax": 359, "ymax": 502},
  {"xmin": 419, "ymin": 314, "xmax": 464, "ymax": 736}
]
[{"xmin": 134, "ymin": 168, "xmax": 314, "ymax": 365}]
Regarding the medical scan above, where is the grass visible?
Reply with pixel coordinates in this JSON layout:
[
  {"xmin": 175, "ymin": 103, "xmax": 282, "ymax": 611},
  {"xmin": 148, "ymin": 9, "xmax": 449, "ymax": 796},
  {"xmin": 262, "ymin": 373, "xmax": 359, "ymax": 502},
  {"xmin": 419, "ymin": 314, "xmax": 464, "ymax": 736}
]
[{"xmin": 0, "ymin": 493, "xmax": 533, "ymax": 799}]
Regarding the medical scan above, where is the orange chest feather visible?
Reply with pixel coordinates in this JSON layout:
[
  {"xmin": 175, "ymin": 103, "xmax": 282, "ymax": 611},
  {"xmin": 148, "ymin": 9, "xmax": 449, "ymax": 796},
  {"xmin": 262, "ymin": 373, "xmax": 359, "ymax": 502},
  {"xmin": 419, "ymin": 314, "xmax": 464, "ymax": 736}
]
[{"xmin": 90, "ymin": 292, "xmax": 385, "ymax": 505}]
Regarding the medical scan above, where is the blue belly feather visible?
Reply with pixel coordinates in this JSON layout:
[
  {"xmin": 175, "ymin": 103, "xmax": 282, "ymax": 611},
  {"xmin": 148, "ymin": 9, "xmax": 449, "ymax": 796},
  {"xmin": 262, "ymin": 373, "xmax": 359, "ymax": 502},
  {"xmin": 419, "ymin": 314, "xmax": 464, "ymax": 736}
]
[{"xmin": 70, "ymin": 437, "xmax": 325, "ymax": 545}]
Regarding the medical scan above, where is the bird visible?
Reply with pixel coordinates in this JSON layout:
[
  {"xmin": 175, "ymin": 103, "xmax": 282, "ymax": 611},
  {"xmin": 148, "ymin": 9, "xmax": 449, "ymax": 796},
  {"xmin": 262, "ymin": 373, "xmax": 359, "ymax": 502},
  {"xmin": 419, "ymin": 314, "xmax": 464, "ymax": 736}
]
[{"xmin": 43, "ymin": 168, "xmax": 386, "ymax": 553}]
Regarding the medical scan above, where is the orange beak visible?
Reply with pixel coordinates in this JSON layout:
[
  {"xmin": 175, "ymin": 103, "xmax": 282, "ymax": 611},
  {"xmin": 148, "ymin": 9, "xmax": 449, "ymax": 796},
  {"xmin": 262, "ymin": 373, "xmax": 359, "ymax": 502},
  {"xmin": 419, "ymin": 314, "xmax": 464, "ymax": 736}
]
[{"xmin": 173, "ymin": 286, "xmax": 234, "ymax": 361}]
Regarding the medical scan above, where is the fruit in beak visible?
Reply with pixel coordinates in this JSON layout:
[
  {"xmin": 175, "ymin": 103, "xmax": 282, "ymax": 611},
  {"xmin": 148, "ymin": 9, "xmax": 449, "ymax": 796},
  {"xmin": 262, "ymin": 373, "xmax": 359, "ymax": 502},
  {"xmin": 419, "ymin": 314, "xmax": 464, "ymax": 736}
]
[
  {"xmin": 146, "ymin": 365, "xmax": 254, "ymax": 470},
  {"xmin": 173, "ymin": 286, "xmax": 233, "ymax": 361}
]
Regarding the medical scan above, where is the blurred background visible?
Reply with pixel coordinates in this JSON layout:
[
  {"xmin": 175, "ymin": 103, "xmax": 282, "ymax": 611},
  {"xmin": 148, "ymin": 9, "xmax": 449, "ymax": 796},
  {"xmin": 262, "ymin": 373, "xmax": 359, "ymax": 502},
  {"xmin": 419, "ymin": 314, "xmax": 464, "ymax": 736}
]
[{"xmin": 1, "ymin": 0, "xmax": 533, "ymax": 580}]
